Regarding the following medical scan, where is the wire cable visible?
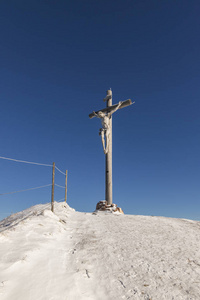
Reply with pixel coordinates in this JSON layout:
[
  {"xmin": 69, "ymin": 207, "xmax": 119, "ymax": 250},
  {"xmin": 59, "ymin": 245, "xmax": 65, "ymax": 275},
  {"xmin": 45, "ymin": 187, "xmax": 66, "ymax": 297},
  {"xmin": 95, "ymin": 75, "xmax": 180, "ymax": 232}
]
[
  {"xmin": 0, "ymin": 184, "xmax": 52, "ymax": 196},
  {"xmin": 0, "ymin": 156, "xmax": 52, "ymax": 167},
  {"xmin": 55, "ymin": 184, "xmax": 65, "ymax": 189},
  {"xmin": 0, "ymin": 156, "xmax": 67, "ymax": 177},
  {"xmin": 55, "ymin": 166, "xmax": 66, "ymax": 175},
  {"xmin": 55, "ymin": 198, "xmax": 65, "ymax": 202}
]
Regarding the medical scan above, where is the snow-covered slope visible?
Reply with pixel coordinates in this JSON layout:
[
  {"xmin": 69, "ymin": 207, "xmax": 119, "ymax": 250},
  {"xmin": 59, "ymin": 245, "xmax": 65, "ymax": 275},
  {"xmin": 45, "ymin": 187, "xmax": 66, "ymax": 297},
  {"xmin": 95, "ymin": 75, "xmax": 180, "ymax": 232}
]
[{"xmin": 0, "ymin": 202, "xmax": 199, "ymax": 300}]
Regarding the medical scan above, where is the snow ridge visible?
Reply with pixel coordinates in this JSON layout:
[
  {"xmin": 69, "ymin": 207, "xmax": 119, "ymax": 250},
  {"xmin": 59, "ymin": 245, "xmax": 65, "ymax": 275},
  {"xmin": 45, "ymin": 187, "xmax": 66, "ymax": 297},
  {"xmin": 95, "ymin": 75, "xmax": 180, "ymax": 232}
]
[{"xmin": 0, "ymin": 202, "xmax": 200, "ymax": 300}]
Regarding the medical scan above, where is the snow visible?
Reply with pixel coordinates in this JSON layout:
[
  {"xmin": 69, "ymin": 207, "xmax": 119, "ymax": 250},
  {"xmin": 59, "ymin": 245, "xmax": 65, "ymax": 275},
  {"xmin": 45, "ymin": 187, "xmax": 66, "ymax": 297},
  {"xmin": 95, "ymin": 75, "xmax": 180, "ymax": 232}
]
[{"xmin": 0, "ymin": 202, "xmax": 200, "ymax": 300}]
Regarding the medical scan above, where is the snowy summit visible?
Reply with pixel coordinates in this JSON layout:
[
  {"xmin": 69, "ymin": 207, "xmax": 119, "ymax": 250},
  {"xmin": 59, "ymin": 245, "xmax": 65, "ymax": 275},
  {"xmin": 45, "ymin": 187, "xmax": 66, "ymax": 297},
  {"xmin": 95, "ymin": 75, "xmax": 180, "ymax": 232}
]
[{"xmin": 0, "ymin": 202, "xmax": 200, "ymax": 300}]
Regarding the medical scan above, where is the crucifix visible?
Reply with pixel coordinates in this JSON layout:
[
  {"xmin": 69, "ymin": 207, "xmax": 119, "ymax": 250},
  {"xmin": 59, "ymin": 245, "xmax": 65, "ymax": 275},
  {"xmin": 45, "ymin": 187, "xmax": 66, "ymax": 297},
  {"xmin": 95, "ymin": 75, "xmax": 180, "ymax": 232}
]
[{"xmin": 89, "ymin": 89, "xmax": 134, "ymax": 206}]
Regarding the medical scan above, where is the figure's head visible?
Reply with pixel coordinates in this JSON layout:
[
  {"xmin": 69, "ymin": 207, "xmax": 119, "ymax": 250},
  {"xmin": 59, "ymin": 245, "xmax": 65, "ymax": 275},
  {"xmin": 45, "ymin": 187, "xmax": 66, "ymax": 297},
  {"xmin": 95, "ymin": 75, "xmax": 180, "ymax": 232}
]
[{"xmin": 97, "ymin": 111, "xmax": 105, "ymax": 118}]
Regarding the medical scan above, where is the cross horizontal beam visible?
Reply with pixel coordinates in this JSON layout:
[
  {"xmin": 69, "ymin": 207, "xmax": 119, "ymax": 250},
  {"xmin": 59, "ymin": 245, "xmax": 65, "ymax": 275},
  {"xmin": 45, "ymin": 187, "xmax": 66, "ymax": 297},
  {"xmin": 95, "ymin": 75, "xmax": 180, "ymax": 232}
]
[{"xmin": 89, "ymin": 99, "xmax": 134, "ymax": 119}]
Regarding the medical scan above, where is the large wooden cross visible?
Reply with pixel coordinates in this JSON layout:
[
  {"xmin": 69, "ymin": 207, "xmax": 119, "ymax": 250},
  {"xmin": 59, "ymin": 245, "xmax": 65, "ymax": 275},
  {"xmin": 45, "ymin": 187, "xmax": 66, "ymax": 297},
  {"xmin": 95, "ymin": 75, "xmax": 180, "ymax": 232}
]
[{"xmin": 89, "ymin": 89, "xmax": 133, "ymax": 205}]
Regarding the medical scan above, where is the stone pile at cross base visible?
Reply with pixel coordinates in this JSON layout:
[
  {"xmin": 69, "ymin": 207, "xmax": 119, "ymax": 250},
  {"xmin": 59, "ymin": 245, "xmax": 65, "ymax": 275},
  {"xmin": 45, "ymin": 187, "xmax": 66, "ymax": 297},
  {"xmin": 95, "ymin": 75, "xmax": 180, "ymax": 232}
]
[{"xmin": 95, "ymin": 200, "xmax": 124, "ymax": 214}]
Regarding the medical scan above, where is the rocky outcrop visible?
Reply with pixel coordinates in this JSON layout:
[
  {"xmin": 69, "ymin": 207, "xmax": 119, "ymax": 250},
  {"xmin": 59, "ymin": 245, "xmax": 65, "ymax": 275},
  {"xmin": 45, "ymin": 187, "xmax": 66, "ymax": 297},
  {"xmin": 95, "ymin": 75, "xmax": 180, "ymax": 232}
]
[{"xmin": 95, "ymin": 200, "xmax": 124, "ymax": 214}]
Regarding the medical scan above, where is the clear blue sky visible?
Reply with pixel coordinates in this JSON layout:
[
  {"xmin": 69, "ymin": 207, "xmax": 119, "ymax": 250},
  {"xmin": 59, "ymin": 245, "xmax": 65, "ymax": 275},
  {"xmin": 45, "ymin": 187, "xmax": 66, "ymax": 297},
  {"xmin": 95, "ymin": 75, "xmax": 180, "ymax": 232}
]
[{"xmin": 0, "ymin": 0, "xmax": 199, "ymax": 221}]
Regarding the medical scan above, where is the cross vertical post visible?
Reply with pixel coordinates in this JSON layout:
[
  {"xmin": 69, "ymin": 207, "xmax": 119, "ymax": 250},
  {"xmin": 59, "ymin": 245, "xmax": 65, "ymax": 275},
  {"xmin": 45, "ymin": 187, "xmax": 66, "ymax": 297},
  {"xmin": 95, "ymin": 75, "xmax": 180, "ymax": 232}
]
[{"xmin": 105, "ymin": 89, "xmax": 113, "ymax": 205}]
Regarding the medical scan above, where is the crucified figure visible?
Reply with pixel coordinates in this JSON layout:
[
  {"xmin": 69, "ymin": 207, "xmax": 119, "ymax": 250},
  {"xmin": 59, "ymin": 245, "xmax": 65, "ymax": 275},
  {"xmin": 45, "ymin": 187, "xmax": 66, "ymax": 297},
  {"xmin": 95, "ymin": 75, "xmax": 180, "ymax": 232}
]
[{"xmin": 93, "ymin": 101, "xmax": 122, "ymax": 154}]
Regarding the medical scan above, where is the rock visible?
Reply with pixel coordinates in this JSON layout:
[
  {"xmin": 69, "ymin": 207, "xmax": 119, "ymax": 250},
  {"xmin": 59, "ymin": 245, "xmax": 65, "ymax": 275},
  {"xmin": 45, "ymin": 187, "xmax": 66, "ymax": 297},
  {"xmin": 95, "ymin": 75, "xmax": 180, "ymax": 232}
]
[{"xmin": 95, "ymin": 201, "xmax": 124, "ymax": 214}]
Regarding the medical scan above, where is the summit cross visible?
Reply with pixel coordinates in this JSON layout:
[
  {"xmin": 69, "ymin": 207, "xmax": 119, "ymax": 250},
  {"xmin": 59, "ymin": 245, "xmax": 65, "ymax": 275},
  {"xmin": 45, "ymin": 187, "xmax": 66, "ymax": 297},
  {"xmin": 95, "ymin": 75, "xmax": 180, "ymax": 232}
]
[{"xmin": 89, "ymin": 89, "xmax": 134, "ymax": 205}]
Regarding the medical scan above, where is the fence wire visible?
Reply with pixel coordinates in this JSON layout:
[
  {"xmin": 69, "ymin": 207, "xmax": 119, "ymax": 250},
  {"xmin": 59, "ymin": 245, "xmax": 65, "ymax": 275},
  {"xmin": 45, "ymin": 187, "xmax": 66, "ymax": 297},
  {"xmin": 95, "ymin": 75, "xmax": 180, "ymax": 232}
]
[
  {"xmin": 0, "ymin": 156, "xmax": 52, "ymax": 167},
  {"xmin": 55, "ymin": 184, "xmax": 65, "ymax": 189},
  {"xmin": 0, "ymin": 155, "xmax": 66, "ymax": 175},
  {"xmin": 0, "ymin": 184, "xmax": 52, "ymax": 196},
  {"xmin": 55, "ymin": 166, "xmax": 66, "ymax": 176}
]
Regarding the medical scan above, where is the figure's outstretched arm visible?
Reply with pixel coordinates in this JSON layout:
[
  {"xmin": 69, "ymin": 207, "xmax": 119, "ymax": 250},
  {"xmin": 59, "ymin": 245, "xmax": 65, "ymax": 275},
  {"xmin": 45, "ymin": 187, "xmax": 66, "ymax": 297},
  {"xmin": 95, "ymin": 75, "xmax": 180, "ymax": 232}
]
[
  {"xmin": 93, "ymin": 111, "xmax": 99, "ymax": 118},
  {"xmin": 109, "ymin": 101, "xmax": 122, "ymax": 116}
]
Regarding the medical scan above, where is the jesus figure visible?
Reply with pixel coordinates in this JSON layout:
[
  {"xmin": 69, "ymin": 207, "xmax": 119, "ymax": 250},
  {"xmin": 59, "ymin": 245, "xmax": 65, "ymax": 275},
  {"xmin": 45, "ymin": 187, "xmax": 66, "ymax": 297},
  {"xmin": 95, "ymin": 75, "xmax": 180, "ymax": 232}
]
[{"xmin": 93, "ymin": 101, "xmax": 122, "ymax": 154}]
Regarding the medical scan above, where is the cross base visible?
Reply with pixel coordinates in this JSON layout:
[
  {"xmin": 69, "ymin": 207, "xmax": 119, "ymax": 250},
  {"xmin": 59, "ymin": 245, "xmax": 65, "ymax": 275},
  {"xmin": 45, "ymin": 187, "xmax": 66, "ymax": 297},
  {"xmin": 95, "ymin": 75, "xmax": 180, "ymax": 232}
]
[{"xmin": 94, "ymin": 200, "xmax": 124, "ymax": 214}]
